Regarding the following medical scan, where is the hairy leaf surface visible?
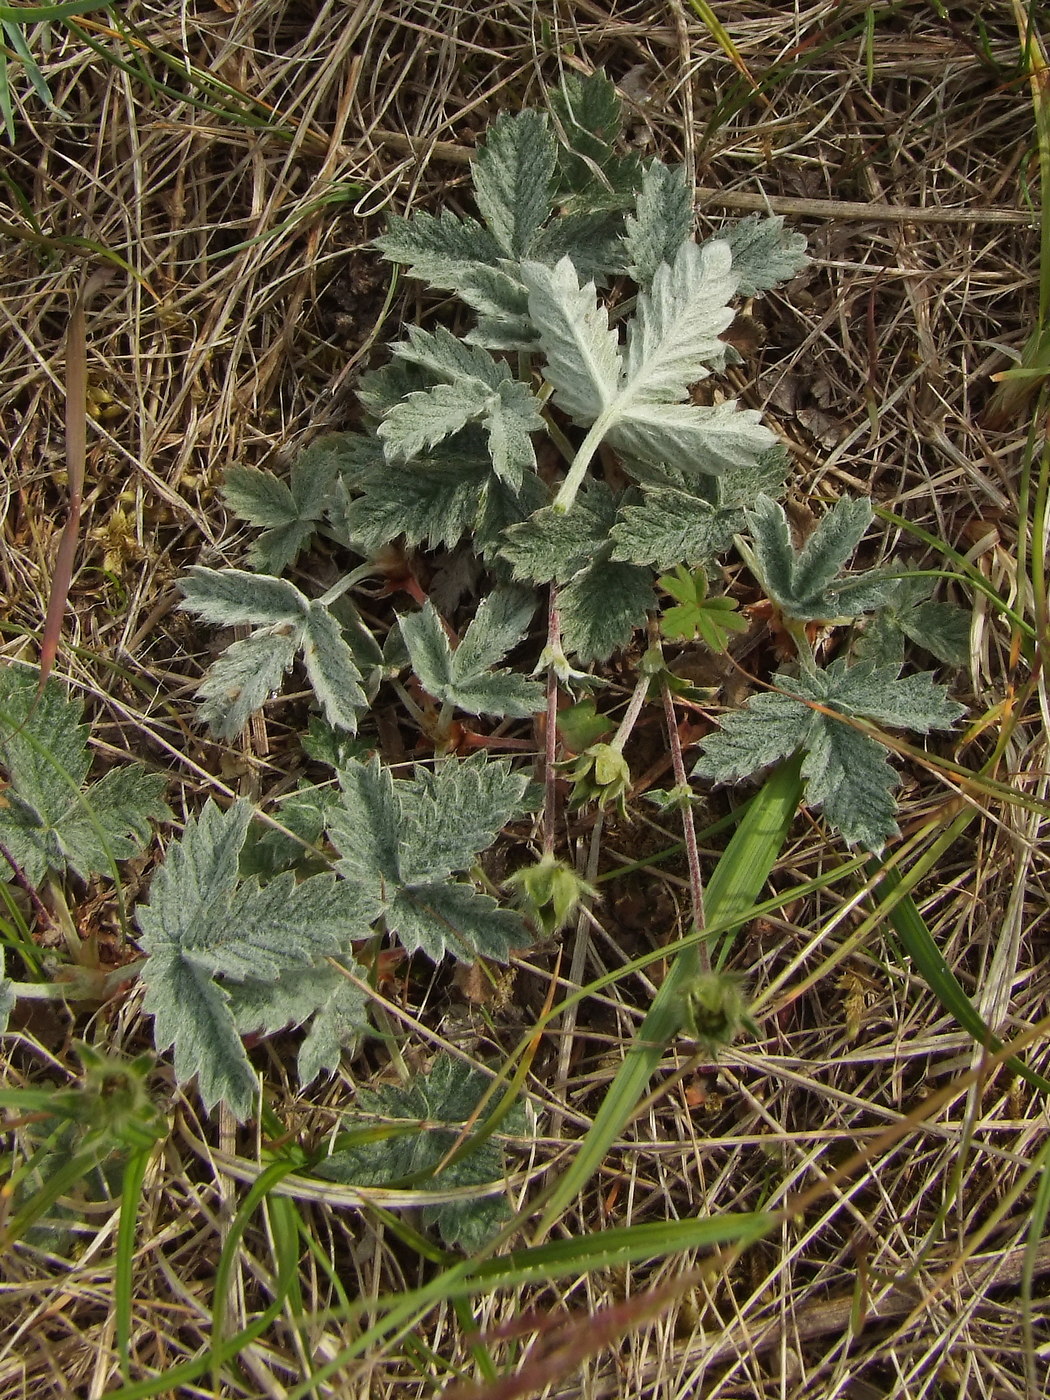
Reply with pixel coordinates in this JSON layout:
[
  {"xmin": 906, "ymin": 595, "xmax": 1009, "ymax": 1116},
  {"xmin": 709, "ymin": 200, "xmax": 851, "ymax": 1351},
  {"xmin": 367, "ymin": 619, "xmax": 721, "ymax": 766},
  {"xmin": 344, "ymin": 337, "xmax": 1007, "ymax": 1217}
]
[
  {"xmin": 744, "ymin": 494, "xmax": 892, "ymax": 622},
  {"xmin": 472, "ymin": 109, "xmax": 557, "ymax": 259},
  {"xmin": 623, "ymin": 160, "xmax": 694, "ymax": 285},
  {"xmin": 399, "ymin": 591, "xmax": 543, "ymax": 719},
  {"xmin": 222, "ymin": 437, "xmax": 350, "ymax": 574},
  {"xmin": 180, "ymin": 570, "xmax": 368, "ymax": 738},
  {"xmin": 327, "ymin": 756, "xmax": 530, "ymax": 963},
  {"xmin": 0, "ymin": 666, "xmax": 169, "ymax": 885},
  {"xmin": 693, "ymin": 660, "xmax": 964, "ymax": 851},
  {"xmin": 714, "ymin": 213, "xmax": 810, "ymax": 296},
  {"xmin": 316, "ymin": 1053, "xmax": 525, "ymax": 1251},
  {"xmin": 137, "ymin": 800, "xmax": 371, "ymax": 1117}
]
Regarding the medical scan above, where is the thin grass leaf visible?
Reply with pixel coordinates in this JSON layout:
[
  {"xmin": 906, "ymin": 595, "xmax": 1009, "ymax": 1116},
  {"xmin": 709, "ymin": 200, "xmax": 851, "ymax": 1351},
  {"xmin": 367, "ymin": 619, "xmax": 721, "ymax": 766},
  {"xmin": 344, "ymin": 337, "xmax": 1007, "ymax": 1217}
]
[
  {"xmin": 868, "ymin": 857, "xmax": 1050, "ymax": 1096},
  {"xmin": 535, "ymin": 755, "xmax": 804, "ymax": 1230}
]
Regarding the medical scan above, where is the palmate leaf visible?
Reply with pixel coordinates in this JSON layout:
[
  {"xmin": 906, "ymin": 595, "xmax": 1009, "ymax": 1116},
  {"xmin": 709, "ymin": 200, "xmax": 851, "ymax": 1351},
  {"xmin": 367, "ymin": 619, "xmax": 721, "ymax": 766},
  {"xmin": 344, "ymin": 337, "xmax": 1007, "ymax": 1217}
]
[
  {"xmin": 658, "ymin": 565, "xmax": 748, "ymax": 651},
  {"xmin": 223, "ymin": 437, "xmax": 353, "ymax": 574},
  {"xmin": 693, "ymin": 659, "xmax": 965, "ymax": 852},
  {"xmin": 399, "ymin": 588, "xmax": 544, "ymax": 719},
  {"xmin": 179, "ymin": 568, "xmax": 368, "ymax": 739},
  {"xmin": 137, "ymin": 800, "xmax": 373, "ymax": 1118},
  {"xmin": 379, "ymin": 331, "xmax": 544, "ymax": 488},
  {"xmin": 522, "ymin": 246, "xmax": 774, "ymax": 478},
  {"xmin": 316, "ymin": 1053, "xmax": 526, "ymax": 1252},
  {"xmin": 326, "ymin": 755, "xmax": 531, "ymax": 964},
  {"xmin": 743, "ymin": 494, "xmax": 893, "ymax": 622},
  {"xmin": 856, "ymin": 576, "xmax": 971, "ymax": 668},
  {"xmin": 0, "ymin": 665, "xmax": 170, "ymax": 886}
]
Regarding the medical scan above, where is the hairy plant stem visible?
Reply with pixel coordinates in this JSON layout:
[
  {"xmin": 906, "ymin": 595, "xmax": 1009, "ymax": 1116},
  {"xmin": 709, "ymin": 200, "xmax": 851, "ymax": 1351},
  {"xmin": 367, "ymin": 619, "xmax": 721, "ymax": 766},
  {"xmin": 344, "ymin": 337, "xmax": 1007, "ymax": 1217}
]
[
  {"xmin": 543, "ymin": 588, "xmax": 561, "ymax": 857},
  {"xmin": 552, "ymin": 412, "xmax": 612, "ymax": 513},
  {"xmin": 610, "ymin": 666, "xmax": 651, "ymax": 755}
]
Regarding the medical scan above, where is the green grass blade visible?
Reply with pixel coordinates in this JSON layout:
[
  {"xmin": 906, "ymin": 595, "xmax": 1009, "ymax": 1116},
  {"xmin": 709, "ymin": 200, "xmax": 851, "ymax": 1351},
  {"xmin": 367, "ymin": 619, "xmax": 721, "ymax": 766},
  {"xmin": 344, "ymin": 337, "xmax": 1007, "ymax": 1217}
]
[
  {"xmin": 867, "ymin": 856, "xmax": 1050, "ymax": 1095},
  {"xmin": 115, "ymin": 1146, "xmax": 152, "ymax": 1379},
  {"xmin": 1021, "ymin": 1133, "xmax": 1050, "ymax": 1392},
  {"xmin": 533, "ymin": 754, "xmax": 804, "ymax": 1234},
  {"xmin": 209, "ymin": 1156, "xmax": 303, "ymax": 1393}
]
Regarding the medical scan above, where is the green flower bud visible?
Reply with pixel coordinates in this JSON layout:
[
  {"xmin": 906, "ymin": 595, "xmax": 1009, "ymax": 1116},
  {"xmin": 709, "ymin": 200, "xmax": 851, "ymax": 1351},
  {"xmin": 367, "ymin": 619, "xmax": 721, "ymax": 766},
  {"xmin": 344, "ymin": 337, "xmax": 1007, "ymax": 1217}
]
[
  {"xmin": 561, "ymin": 742, "xmax": 631, "ymax": 816},
  {"xmin": 678, "ymin": 972, "xmax": 758, "ymax": 1057},
  {"xmin": 505, "ymin": 853, "xmax": 597, "ymax": 936}
]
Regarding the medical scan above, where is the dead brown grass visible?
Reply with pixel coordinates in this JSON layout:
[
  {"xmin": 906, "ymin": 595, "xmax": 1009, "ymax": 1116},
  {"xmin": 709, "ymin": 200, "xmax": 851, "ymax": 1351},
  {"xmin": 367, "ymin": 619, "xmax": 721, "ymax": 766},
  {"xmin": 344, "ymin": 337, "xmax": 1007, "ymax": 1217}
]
[{"xmin": 1, "ymin": 2, "xmax": 1049, "ymax": 1397}]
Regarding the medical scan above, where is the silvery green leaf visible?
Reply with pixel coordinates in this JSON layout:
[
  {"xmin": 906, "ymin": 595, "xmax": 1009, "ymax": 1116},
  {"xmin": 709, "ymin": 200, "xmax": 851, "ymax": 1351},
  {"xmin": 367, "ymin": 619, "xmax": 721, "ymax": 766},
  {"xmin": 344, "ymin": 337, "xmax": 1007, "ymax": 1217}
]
[
  {"xmin": 222, "ymin": 437, "xmax": 350, "ymax": 574},
  {"xmin": 801, "ymin": 718, "xmax": 899, "ymax": 851},
  {"xmin": 374, "ymin": 210, "xmax": 505, "ymax": 284},
  {"xmin": 453, "ymin": 584, "xmax": 537, "ymax": 677},
  {"xmin": 44, "ymin": 765, "xmax": 170, "ymax": 884},
  {"xmin": 713, "ymin": 213, "xmax": 810, "ymax": 296},
  {"xmin": 356, "ymin": 361, "xmax": 430, "ymax": 420},
  {"xmin": 337, "ymin": 453, "xmax": 491, "ymax": 554},
  {"xmin": 792, "ymin": 496, "xmax": 873, "ymax": 602},
  {"xmin": 328, "ymin": 757, "xmax": 402, "ymax": 900},
  {"xmin": 399, "ymin": 598, "xmax": 543, "ymax": 719},
  {"xmin": 857, "ymin": 577, "xmax": 970, "ymax": 667},
  {"xmin": 717, "ymin": 445, "xmax": 792, "ymax": 509},
  {"xmin": 179, "ymin": 567, "xmax": 308, "ymax": 628},
  {"xmin": 389, "ymin": 880, "xmax": 525, "ymax": 963},
  {"xmin": 300, "ymin": 603, "xmax": 367, "ymax": 733},
  {"xmin": 194, "ymin": 628, "xmax": 299, "ymax": 740},
  {"xmin": 142, "ymin": 947, "xmax": 257, "ymax": 1119},
  {"xmin": 622, "ymin": 240, "xmax": 736, "ymax": 399},
  {"xmin": 527, "ymin": 209, "xmax": 627, "ymax": 280},
  {"xmin": 0, "ymin": 666, "xmax": 170, "ymax": 885},
  {"xmin": 693, "ymin": 660, "xmax": 963, "ymax": 852},
  {"xmin": 227, "ymin": 955, "xmax": 370, "ymax": 1086},
  {"xmin": 501, "ymin": 483, "xmax": 616, "ymax": 585},
  {"xmin": 472, "ymin": 109, "xmax": 557, "ymax": 258},
  {"xmin": 137, "ymin": 800, "xmax": 370, "ymax": 1118},
  {"xmin": 606, "ymin": 398, "xmax": 774, "ymax": 477},
  {"xmin": 326, "ymin": 756, "xmax": 530, "ymax": 964},
  {"xmin": 229, "ymin": 960, "xmax": 345, "ymax": 1036},
  {"xmin": 466, "ymin": 309, "xmax": 538, "ymax": 351},
  {"xmin": 520, "ymin": 257, "xmax": 621, "ymax": 422},
  {"xmin": 559, "ymin": 558, "xmax": 654, "ymax": 664},
  {"xmin": 486, "ymin": 378, "xmax": 545, "ymax": 488},
  {"xmin": 744, "ymin": 494, "xmax": 883, "ymax": 622},
  {"xmin": 392, "ymin": 325, "xmax": 509, "ymax": 389},
  {"xmin": 623, "ymin": 160, "xmax": 694, "ymax": 286},
  {"xmin": 610, "ymin": 488, "xmax": 741, "ymax": 569},
  {"xmin": 692, "ymin": 691, "xmax": 812, "ymax": 782},
  {"xmin": 473, "ymin": 470, "xmax": 551, "ymax": 562},
  {"xmin": 453, "ymin": 264, "xmax": 532, "ymax": 326},
  {"xmin": 297, "ymin": 965, "xmax": 371, "ymax": 1085},
  {"xmin": 138, "ymin": 800, "xmax": 249, "ymax": 948},
  {"xmin": 243, "ymin": 782, "xmax": 337, "ymax": 877},
  {"xmin": 379, "ymin": 379, "xmax": 497, "ymax": 461},
  {"xmin": 399, "ymin": 754, "xmax": 530, "ymax": 883},
  {"xmin": 551, "ymin": 70, "xmax": 642, "ymax": 203},
  {"xmin": 813, "ymin": 658, "xmax": 966, "ymax": 732},
  {"xmin": 0, "ymin": 665, "xmax": 90, "ymax": 807},
  {"xmin": 317, "ymin": 1054, "xmax": 524, "ymax": 1250}
]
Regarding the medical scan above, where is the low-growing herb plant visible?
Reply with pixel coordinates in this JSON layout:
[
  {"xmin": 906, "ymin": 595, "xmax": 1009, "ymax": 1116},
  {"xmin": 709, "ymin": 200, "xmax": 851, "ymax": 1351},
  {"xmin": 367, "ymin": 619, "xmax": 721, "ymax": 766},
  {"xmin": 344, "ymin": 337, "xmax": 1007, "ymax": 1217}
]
[{"xmin": 1, "ymin": 71, "xmax": 976, "ymax": 1249}]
